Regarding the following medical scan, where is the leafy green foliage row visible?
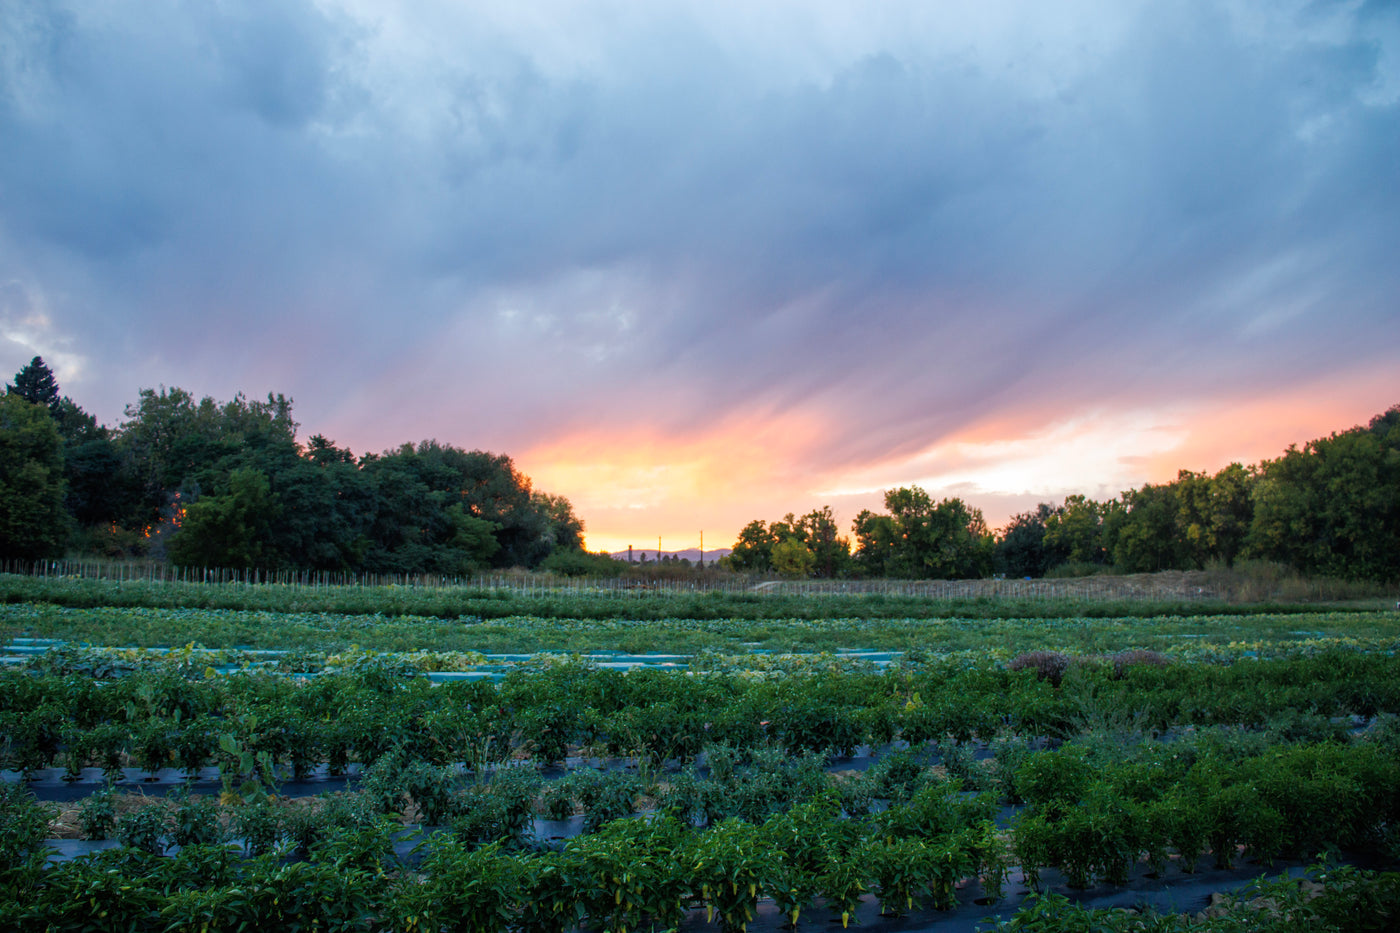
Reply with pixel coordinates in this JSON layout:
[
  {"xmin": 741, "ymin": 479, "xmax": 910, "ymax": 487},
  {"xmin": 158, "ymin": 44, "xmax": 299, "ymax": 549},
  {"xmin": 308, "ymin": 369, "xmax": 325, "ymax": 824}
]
[
  {"xmin": 4, "ymin": 651, "xmax": 1400, "ymax": 778},
  {"xmin": 1012, "ymin": 738, "xmax": 1400, "ymax": 888},
  {"xmin": 3, "ymin": 752, "xmax": 1399, "ymax": 932},
  {"xmin": 990, "ymin": 867, "xmax": 1400, "ymax": 932},
  {"xmin": 1, "ymin": 771, "xmax": 1007, "ymax": 933}
]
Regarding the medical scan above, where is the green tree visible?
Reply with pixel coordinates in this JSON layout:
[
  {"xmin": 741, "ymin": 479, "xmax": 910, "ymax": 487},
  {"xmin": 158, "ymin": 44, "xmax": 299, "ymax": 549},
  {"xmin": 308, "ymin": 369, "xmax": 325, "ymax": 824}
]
[
  {"xmin": 1246, "ymin": 426, "xmax": 1400, "ymax": 581},
  {"xmin": 853, "ymin": 487, "xmax": 992, "ymax": 579},
  {"xmin": 793, "ymin": 506, "xmax": 852, "ymax": 578},
  {"xmin": 994, "ymin": 503, "xmax": 1065, "ymax": 578},
  {"xmin": 728, "ymin": 509, "xmax": 851, "ymax": 577},
  {"xmin": 167, "ymin": 467, "xmax": 278, "ymax": 569},
  {"xmin": 358, "ymin": 442, "xmax": 563, "ymax": 572},
  {"xmin": 6, "ymin": 357, "xmax": 60, "ymax": 416},
  {"xmin": 1174, "ymin": 464, "xmax": 1254, "ymax": 567},
  {"xmin": 4, "ymin": 361, "xmax": 135, "ymax": 535},
  {"xmin": 1367, "ymin": 404, "xmax": 1400, "ymax": 447},
  {"xmin": 1112, "ymin": 482, "xmax": 1188, "ymax": 573},
  {"xmin": 1042, "ymin": 495, "xmax": 1110, "ymax": 566},
  {"xmin": 0, "ymin": 394, "xmax": 68, "ymax": 560},
  {"xmin": 727, "ymin": 519, "xmax": 779, "ymax": 572},
  {"xmin": 444, "ymin": 505, "xmax": 501, "ymax": 571},
  {"xmin": 116, "ymin": 388, "xmax": 298, "ymax": 530},
  {"xmin": 771, "ymin": 536, "xmax": 816, "ymax": 578},
  {"xmin": 533, "ymin": 491, "xmax": 584, "ymax": 552},
  {"xmin": 851, "ymin": 509, "xmax": 899, "ymax": 577}
]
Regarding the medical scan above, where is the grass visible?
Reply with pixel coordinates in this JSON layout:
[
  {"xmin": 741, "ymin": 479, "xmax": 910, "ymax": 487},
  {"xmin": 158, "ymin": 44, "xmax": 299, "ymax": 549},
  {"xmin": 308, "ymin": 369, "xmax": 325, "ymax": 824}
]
[
  {"xmin": 1, "ymin": 567, "xmax": 1394, "ymax": 659},
  {"xmin": 1, "ymin": 601, "xmax": 1397, "ymax": 658},
  {"xmin": 2, "ymin": 572, "xmax": 1389, "ymax": 623}
]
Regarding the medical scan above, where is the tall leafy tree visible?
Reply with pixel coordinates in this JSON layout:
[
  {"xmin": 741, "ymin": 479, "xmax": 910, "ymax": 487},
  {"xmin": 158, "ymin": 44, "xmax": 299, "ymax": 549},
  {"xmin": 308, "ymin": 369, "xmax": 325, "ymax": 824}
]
[
  {"xmin": 727, "ymin": 520, "xmax": 779, "ymax": 572},
  {"xmin": 995, "ymin": 503, "xmax": 1065, "ymax": 578},
  {"xmin": 1247, "ymin": 427, "xmax": 1400, "ymax": 581},
  {"xmin": 533, "ymin": 491, "xmax": 585, "ymax": 552},
  {"xmin": 1042, "ymin": 495, "xmax": 1111, "ymax": 566},
  {"xmin": 853, "ymin": 487, "xmax": 992, "ymax": 579},
  {"xmin": 360, "ymin": 441, "xmax": 549, "ymax": 572},
  {"xmin": 0, "ymin": 394, "xmax": 67, "ymax": 560},
  {"xmin": 793, "ymin": 506, "xmax": 852, "ymax": 578},
  {"xmin": 1174, "ymin": 464, "xmax": 1254, "ymax": 568},
  {"xmin": 1112, "ymin": 482, "xmax": 1189, "ymax": 573},
  {"xmin": 116, "ymin": 388, "xmax": 299, "ymax": 529},
  {"xmin": 167, "ymin": 467, "xmax": 278, "ymax": 569},
  {"xmin": 728, "ymin": 508, "xmax": 851, "ymax": 577},
  {"xmin": 5, "ymin": 360, "xmax": 134, "ymax": 535},
  {"xmin": 851, "ymin": 509, "xmax": 899, "ymax": 576},
  {"xmin": 771, "ymin": 536, "xmax": 816, "ymax": 578}
]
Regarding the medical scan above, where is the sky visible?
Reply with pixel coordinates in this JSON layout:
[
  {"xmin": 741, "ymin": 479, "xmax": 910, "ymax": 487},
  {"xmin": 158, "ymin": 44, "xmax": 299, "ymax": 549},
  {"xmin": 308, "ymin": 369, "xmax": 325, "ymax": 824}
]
[{"xmin": 2, "ymin": 0, "xmax": 1397, "ymax": 554}]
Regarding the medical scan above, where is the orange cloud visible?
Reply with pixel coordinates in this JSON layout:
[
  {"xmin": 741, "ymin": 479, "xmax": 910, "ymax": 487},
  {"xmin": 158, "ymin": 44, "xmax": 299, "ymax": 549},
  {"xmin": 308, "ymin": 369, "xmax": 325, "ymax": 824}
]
[
  {"xmin": 518, "ymin": 408, "xmax": 833, "ymax": 554},
  {"xmin": 519, "ymin": 363, "xmax": 1397, "ymax": 554}
]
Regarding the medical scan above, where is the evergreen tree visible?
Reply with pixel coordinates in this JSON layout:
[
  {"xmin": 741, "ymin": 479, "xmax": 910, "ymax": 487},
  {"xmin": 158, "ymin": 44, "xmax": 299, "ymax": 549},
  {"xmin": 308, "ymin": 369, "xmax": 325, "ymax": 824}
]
[{"xmin": 6, "ymin": 357, "xmax": 61, "ymax": 416}]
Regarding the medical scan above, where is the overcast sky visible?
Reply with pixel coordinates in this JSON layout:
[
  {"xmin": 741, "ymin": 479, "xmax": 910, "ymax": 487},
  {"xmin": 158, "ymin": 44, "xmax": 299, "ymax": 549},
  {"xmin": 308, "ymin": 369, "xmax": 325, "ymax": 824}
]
[{"xmin": 2, "ymin": 0, "xmax": 1397, "ymax": 552}]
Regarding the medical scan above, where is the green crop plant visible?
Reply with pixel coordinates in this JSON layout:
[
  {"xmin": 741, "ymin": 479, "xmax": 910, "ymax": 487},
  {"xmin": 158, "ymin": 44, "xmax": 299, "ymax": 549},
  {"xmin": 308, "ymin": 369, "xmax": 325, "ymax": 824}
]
[
  {"xmin": 0, "ymin": 783, "xmax": 56, "ymax": 874},
  {"xmin": 815, "ymin": 817, "xmax": 867, "ymax": 928},
  {"xmin": 760, "ymin": 794, "xmax": 843, "ymax": 927},
  {"xmin": 683, "ymin": 818, "xmax": 774, "ymax": 933},
  {"xmin": 117, "ymin": 802, "xmax": 170, "ymax": 855},
  {"xmin": 76, "ymin": 787, "xmax": 118, "ymax": 841},
  {"xmin": 232, "ymin": 797, "xmax": 284, "ymax": 856},
  {"xmin": 391, "ymin": 840, "xmax": 524, "ymax": 933},
  {"xmin": 169, "ymin": 789, "xmax": 226, "ymax": 848}
]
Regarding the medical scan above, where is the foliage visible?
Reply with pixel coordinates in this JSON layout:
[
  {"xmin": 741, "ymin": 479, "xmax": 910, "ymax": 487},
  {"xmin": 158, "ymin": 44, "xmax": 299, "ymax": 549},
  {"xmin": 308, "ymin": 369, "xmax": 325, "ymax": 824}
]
[
  {"xmin": 0, "ymin": 783, "xmax": 55, "ymax": 872},
  {"xmin": 725, "ymin": 508, "xmax": 853, "ymax": 578},
  {"xmin": 168, "ymin": 467, "xmax": 278, "ymax": 569},
  {"xmin": 77, "ymin": 787, "xmax": 118, "ymax": 841},
  {"xmin": 0, "ymin": 392, "xmax": 68, "ymax": 560},
  {"xmin": 540, "ymin": 548, "xmax": 627, "ymax": 577},
  {"xmin": 853, "ymin": 487, "xmax": 994, "ymax": 579}
]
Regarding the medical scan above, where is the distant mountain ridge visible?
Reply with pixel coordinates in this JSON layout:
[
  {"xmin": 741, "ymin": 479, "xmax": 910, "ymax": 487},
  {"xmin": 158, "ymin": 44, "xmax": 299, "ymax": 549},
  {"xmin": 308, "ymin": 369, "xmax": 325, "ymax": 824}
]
[{"xmin": 608, "ymin": 547, "xmax": 731, "ymax": 564}]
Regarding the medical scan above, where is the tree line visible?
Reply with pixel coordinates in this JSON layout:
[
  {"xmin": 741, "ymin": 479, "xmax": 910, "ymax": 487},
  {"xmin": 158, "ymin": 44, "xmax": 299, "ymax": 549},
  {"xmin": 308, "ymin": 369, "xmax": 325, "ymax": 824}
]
[
  {"xmin": 724, "ymin": 404, "xmax": 1400, "ymax": 583},
  {"xmin": 0, "ymin": 357, "xmax": 589, "ymax": 573},
  {"xmin": 4, "ymin": 355, "xmax": 1396, "ymax": 583}
]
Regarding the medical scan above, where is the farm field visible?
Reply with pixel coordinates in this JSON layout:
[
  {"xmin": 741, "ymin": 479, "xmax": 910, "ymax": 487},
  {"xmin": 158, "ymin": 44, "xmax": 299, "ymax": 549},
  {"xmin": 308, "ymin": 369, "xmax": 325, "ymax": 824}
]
[{"xmin": 2, "ymin": 573, "xmax": 1399, "ymax": 931}]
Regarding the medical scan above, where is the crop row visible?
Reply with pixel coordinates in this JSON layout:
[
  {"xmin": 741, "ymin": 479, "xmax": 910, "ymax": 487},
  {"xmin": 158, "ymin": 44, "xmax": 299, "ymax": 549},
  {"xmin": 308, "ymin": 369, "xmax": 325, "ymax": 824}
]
[
  {"xmin": 4, "ymin": 650, "xmax": 1400, "ymax": 780},
  {"xmin": 4, "ymin": 729, "xmax": 1399, "ymax": 932},
  {"xmin": 6, "ymin": 770, "xmax": 1006, "ymax": 933},
  {"xmin": 6, "ymin": 599, "xmax": 1398, "ymax": 656},
  {"xmin": 3, "ymin": 571, "xmax": 1321, "ymax": 623}
]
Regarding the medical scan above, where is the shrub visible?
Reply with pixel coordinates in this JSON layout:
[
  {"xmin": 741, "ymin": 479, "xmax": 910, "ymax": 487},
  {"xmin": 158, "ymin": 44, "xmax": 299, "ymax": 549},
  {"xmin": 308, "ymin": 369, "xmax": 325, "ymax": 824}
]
[
  {"xmin": 1008, "ymin": 651, "xmax": 1071, "ymax": 688},
  {"xmin": 77, "ymin": 788, "xmax": 118, "ymax": 841},
  {"xmin": 989, "ymin": 732, "xmax": 1035, "ymax": 804},
  {"xmin": 0, "ymin": 783, "xmax": 56, "ymax": 870},
  {"xmin": 233, "ymin": 798, "xmax": 284, "ymax": 856},
  {"xmin": 866, "ymin": 748, "xmax": 934, "ymax": 802},
  {"xmin": 558, "ymin": 768, "xmax": 642, "ymax": 832},
  {"xmin": 284, "ymin": 792, "xmax": 380, "ymax": 858},
  {"xmin": 169, "ymin": 790, "xmax": 225, "ymax": 848},
  {"xmin": 117, "ymin": 802, "xmax": 169, "ymax": 855},
  {"xmin": 655, "ymin": 769, "xmax": 720, "ymax": 827},
  {"xmin": 1110, "ymin": 649, "xmax": 1170, "ymax": 679}
]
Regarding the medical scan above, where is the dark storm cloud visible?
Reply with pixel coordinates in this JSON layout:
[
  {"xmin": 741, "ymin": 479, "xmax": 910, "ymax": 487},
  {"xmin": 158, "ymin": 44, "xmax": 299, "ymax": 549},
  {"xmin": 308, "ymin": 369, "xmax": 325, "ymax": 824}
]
[{"xmin": 0, "ymin": 0, "xmax": 1395, "ymax": 474}]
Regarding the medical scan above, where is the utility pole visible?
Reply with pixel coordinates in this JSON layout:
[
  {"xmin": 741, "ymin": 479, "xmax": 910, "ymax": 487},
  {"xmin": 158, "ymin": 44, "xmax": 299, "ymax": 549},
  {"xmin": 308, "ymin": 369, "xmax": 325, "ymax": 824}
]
[
  {"xmin": 699, "ymin": 531, "xmax": 704, "ymax": 569},
  {"xmin": 658, "ymin": 536, "xmax": 662, "ymax": 562}
]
